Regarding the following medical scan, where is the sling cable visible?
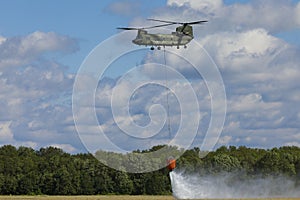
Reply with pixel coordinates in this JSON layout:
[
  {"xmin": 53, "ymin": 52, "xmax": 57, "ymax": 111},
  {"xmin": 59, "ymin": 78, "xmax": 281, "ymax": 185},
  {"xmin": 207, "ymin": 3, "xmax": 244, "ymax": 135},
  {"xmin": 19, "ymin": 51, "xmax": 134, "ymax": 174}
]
[
  {"xmin": 163, "ymin": 47, "xmax": 177, "ymax": 172},
  {"xmin": 163, "ymin": 47, "xmax": 171, "ymax": 140}
]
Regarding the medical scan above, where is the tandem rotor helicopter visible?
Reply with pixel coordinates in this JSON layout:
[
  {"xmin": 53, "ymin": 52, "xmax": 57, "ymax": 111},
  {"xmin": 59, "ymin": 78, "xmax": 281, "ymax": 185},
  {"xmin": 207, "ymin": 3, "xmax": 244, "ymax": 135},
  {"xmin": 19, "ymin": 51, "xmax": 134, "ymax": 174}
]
[{"xmin": 117, "ymin": 19, "xmax": 207, "ymax": 50}]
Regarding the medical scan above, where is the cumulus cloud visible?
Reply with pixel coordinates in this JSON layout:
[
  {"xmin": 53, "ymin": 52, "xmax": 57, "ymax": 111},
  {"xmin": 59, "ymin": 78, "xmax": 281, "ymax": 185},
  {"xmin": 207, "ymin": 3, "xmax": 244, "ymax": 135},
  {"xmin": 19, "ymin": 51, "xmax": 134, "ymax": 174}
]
[
  {"xmin": 68, "ymin": 0, "xmax": 300, "ymax": 152},
  {"xmin": 105, "ymin": 0, "xmax": 141, "ymax": 17},
  {"xmin": 2, "ymin": 0, "xmax": 300, "ymax": 154},
  {"xmin": 73, "ymin": 64, "xmax": 213, "ymax": 152},
  {"xmin": 127, "ymin": 0, "xmax": 300, "ymax": 150},
  {"xmin": 221, "ymin": 0, "xmax": 299, "ymax": 33},
  {"xmin": 296, "ymin": 2, "xmax": 300, "ymax": 25},
  {"xmin": 197, "ymin": 27, "xmax": 300, "ymax": 147},
  {"xmin": 167, "ymin": 0, "xmax": 223, "ymax": 14},
  {"xmin": 94, "ymin": 25, "xmax": 299, "ymax": 151},
  {"xmin": 200, "ymin": 29, "xmax": 288, "ymax": 82},
  {"xmin": 0, "ymin": 31, "xmax": 78, "ymax": 69},
  {"xmin": 0, "ymin": 31, "xmax": 80, "ymax": 153},
  {"xmin": 0, "ymin": 121, "xmax": 14, "ymax": 143},
  {"xmin": 163, "ymin": 0, "xmax": 300, "ymax": 34}
]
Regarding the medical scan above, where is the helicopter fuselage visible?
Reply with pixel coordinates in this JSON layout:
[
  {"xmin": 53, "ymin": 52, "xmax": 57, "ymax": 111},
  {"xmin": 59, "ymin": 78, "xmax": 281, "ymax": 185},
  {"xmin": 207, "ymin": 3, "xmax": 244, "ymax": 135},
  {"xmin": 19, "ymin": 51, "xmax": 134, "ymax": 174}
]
[
  {"xmin": 118, "ymin": 19, "xmax": 207, "ymax": 49},
  {"xmin": 132, "ymin": 29, "xmax": 193, "ymax": 48}
]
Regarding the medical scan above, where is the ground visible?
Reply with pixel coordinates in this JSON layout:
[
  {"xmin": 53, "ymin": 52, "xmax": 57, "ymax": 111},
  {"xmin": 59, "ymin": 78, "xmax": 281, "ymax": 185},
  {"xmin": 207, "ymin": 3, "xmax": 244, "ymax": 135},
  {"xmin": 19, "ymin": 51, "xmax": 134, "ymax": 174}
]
[
  {"xmin": 0, "ymin": 196, "xmax": 300, "ymax": 200},
  {"xmin": 0, "ymin": 196, "xmax": 173, "ymax": 200}
]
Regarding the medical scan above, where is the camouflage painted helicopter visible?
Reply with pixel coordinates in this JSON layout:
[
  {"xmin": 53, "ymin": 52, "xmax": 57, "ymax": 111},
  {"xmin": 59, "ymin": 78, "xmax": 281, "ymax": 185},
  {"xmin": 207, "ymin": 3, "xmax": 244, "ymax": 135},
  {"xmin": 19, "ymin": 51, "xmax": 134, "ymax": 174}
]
[{"xmin": 117, "ymin": 19, "xmax": 207, "ymax": 50}]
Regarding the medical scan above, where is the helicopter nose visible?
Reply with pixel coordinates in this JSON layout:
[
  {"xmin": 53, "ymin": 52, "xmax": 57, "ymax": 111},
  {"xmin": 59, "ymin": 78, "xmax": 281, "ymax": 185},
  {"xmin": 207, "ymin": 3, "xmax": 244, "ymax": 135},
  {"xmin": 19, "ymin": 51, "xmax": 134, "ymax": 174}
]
[{"xmin": 132, "ymin": 39, "xmax": 138, "ymax": 44}]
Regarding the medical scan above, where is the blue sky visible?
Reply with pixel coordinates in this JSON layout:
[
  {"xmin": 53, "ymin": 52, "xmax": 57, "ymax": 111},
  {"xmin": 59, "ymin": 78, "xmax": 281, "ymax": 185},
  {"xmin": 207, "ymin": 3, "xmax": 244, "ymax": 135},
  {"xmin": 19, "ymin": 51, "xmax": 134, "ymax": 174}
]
[
  {"xmin": 0, "ymin": 0, "xmax": 166, "ymax": 70},
  {"xmin": 0, "ymin": 0, "xmax": 300, "ymax": 153}
]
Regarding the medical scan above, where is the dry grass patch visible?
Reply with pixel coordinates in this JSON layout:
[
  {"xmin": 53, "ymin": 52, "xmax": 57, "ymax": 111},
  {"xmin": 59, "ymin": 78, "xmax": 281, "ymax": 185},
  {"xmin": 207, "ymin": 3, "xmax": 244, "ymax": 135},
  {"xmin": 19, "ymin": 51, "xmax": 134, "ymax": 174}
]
[
  {"xmin": 0, "ymin": 196, "xmax": 174, "ymax": 200},
  {"xmin": 0, "ymin": 197, "xmax": 300, "ymax": 200}
]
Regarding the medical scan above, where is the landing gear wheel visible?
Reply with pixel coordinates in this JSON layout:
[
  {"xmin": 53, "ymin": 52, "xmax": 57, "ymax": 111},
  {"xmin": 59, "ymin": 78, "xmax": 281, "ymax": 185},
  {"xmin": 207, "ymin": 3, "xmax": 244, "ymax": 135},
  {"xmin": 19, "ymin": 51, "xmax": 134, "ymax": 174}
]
[
  {"xmin": 177, "ymin": 46, "xmax": 180, "ymax": 49},
  {"xmin": 184, "ymin": 45, "xmax": 187, "ymax": 49},
  {"xmin": 150, "ymin": 47, "xmax": 155, "ymax": 50},
  {"xmin": 158, "ymin": 46, "xmax": 161, "ymax": 50}
]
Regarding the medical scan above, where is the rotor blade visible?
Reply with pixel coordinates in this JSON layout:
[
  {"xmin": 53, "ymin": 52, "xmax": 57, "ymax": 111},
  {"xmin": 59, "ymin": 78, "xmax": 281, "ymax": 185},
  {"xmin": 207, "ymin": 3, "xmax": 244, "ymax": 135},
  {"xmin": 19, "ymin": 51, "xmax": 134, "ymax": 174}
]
[
  {"xmin": 148, "ymin": 18, "xmax": 208, "ymax": 25},
  {"xmin": 142, "ymin": 23, "xmax": 176, "ymax": 29},
  {"xmin": 117, "ymin": 27, "xmax": 140, "ymax": 30},
  {"xmin": 117, "ymin": 23, "xmax": 175, "ymax": 31},
  {"xmin": 147, "ymin": 18, "xmax": 179, "ymax": 24},
  {"xmin": 186, "ymin": 20, "xmax": 208, "ymax": 25}
]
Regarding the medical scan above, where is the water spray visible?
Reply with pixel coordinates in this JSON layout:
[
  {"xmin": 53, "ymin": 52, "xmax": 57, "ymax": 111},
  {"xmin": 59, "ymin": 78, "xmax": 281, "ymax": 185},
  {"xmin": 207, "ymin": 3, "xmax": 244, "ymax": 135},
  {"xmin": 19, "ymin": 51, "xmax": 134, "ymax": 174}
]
[{"xmin": 169, "ymin": 171, "xmax": 300, "ymax": 199}]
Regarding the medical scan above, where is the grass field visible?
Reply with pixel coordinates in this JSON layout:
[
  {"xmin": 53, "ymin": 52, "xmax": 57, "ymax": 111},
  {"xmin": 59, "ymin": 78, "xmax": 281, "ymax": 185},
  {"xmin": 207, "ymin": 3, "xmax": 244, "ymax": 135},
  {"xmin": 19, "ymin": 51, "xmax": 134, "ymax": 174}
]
[
  {"xmin": 0, "ymin": 196, "xmax": 174, "ymax": 200},
  {"xmin": 0, "ymin": 196, "xmax": 300, "ymax": 200}
]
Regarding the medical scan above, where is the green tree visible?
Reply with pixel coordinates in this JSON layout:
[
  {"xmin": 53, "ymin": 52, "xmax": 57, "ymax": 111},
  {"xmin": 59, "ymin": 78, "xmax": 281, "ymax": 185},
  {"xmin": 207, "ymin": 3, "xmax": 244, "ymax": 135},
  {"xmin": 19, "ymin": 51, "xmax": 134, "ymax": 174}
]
[
  {"xmin": 113, "ymin": 171, "xmax": 133, "ymax": 194},
  {"xmin": 0, "ymin": 173, "xmax": 4, "ymax": 193},
  {"xmin": 145, "ymin": 172, "xmax": 170, "ymax": 195},
  {"xmin": 2, "ymin": 175, "xmax": 18, "ymax": 195},
  {"xmin": 0, "ymin": 144, "xmax": 300, "ymax": 195},
  {"xmin": 131, "ymin": 173, "xmax": 147, "ymax": 195},
  {"xmin": 254, "ymin": 148, "xmax": 297, "ymax": 176},
  {"xmin": 229, "ymin": 146, "xmax": 266, "ymax": 173},
  {"xmin": 94, "ymin": 167, "xmax": 114, "ymax": 194},
  {"xmin": 209, "ymin": 153, "xmax": 242, "ymax": 173},
  {"xmin": 178, "ymin": 148, "xmax": 203, "ymax": 173},
  {"xmin": 40, "ymin": 172, "xmax": 55, "ymax": 194},
  {"xmin": 17, "ymin": 171, "xmax": 40, "ymax": 195}
]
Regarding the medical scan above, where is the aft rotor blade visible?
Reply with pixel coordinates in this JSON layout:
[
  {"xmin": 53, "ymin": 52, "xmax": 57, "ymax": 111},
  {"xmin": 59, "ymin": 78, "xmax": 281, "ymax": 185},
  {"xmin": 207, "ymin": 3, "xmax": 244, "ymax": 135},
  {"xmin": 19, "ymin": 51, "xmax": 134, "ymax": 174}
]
[
  {"xmin": 148, "ymin": 18, "xmax": 208, "ymax": 25},
  {"xmin": 147, "ymin": 18, "xmax": 179, "ymax": 24},
  {"xmin": 186, "ymin": 20, "xmax": 208, "ymax": 25}
]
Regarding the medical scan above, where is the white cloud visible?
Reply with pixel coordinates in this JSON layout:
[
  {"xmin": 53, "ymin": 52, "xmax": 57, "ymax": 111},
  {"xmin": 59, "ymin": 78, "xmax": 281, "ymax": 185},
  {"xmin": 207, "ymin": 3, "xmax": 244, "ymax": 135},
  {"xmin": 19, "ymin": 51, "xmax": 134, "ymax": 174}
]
[
  {"xmin": 218, "ymin": 135, "xmax": 232, "ymax": 145},
  {"xmin": 228, "ymin": 93, "xmax": 281, "ymax": 113},
  {"xmin": 284, "ymin": 142, "xmax": 300, "ymax": 147},
  {"xmin": 1, "ymin": 0, "xmax": 300, "ymax": 153},
  {"xmin": 0, "ymin": 121, "xmax": 14, "ymax": 143},
  {"xmin": 71, "ymin": 65, "xmax": 213, "ymax": 152},
  {"xmin": 167, "ymin": 0, "xmax": 223, "ymax": 13},
  {"xmin": 106, "ymin": 1, "xmax": 141, "ymax": 17},
  {"xmin": 0, "ymin": 31, "xmax": 78, "ymax": 69},
  {"xmin": 20, "ymin": 31, "xmax": 76, "ymax": 54},
  {"xmin": 200, "ymin": 29, "xmax": 287, "ymax": 71},
  {"xmin": 164, "ymin": 0, "xmax": 300, "ymax": 33},
  {"xmin": 296, "ymin": 2, "xmax": 300, "ymax": 25},
  {"xmin": 0, "ymin": 121, "xmax": 39, "ymax": 149},
  {"xmin": 0, "ymin": 31, "xmax": 81, "ymax": 153},
  {"xmin": 0, "ymin": 36, "xmax": 6, "ymax": 45},
  {"xmin": 135, "ymin": 0, "xmax": 300, "ymax": 150},
  {"xmin": 222, "ymin": 1, "xmax": 298, "ymax": 32},
  {"xmin": 49, "ymin": 143, "xmax": 77, "ymax": 153}
]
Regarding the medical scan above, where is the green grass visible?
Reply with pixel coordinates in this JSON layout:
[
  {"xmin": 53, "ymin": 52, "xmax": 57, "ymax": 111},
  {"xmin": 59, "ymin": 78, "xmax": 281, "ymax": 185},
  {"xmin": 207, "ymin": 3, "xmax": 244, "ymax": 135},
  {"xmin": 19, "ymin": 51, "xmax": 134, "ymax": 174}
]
[
  {"xmin": 0, "ymin": 196, "xmax": 300, "ymax": 200},
  {"xmin": 0, "ymin": 196, "xmax": 174, "ymax": 200}
]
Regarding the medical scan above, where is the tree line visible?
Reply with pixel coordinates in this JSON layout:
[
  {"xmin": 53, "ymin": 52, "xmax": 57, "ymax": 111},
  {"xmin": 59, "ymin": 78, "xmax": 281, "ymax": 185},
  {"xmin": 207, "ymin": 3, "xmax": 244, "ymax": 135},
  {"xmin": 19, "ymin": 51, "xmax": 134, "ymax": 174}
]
[{"xmin": 0, "ymin": 144, "xmax": 300, "ymax": 195}]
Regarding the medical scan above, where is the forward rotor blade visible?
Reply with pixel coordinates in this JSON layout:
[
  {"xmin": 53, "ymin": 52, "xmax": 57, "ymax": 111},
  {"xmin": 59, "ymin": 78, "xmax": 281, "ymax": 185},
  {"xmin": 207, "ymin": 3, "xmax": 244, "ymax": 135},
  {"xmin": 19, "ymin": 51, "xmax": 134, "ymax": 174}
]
[
  {"xmin": 117, "ymin": 23, "xmax": 175, "ymax": 31},
  {"xmin": 117, "ymin": 27, "xmax": 140, "ymax": 30},
  {"xmin": 142, "ymin": 23, "xmax": 176, "ymax": 29}
]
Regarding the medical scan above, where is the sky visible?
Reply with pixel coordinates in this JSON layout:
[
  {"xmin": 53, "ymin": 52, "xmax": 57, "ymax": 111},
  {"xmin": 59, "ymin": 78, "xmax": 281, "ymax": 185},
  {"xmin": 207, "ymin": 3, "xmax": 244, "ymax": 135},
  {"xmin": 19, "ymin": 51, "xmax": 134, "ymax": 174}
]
[{"xmin": 0, "ymin": 0, "xmax": 300, "ymax": 154}]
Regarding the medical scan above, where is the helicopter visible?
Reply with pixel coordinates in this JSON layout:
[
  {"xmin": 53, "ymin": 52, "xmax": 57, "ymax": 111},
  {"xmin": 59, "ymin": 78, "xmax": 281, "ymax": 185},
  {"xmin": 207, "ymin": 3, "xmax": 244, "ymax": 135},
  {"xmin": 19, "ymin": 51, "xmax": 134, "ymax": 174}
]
[{"xmin": 117, "ymin": 19, "xmax": 207, "ymax": 50}]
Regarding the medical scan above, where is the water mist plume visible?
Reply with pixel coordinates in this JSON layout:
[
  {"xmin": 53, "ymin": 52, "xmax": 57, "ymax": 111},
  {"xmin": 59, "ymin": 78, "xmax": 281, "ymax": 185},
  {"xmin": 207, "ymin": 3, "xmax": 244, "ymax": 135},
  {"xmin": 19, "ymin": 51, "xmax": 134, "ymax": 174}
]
[{"xmin": 170, "ymin": 171, "xmax": 300, "ymax": 199}]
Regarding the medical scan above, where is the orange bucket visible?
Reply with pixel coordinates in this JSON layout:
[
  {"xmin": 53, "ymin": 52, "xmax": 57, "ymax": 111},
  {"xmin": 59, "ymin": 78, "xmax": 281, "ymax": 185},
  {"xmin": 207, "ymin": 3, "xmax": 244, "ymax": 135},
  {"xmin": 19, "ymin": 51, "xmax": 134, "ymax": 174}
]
[{"xmin": 167, "ymin": 158, "xmax": 176, "ymax": 171}]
